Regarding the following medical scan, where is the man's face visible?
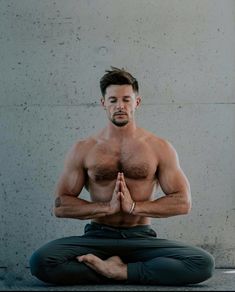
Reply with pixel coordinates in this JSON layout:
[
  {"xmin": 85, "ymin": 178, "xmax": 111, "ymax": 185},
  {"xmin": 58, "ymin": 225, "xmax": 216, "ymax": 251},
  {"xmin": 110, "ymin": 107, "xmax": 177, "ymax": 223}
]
[{"xmin": 101, "ymin": 85, "xmax": 141, "ymax": 127}]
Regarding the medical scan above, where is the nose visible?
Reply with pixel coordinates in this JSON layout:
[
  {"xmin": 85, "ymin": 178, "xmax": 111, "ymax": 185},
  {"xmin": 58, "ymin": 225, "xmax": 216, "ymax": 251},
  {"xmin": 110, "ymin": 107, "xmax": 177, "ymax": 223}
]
[{"xmin": 116, "ymin": 101, "xmax": 124, "ymax": 110}]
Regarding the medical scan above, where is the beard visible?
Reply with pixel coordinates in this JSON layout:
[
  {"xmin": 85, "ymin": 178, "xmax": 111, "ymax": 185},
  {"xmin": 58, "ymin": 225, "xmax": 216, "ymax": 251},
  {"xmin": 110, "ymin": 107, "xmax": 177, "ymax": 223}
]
[{"xmin": 111, "ymin": 114, "xmax": 129, "ymax": 127}]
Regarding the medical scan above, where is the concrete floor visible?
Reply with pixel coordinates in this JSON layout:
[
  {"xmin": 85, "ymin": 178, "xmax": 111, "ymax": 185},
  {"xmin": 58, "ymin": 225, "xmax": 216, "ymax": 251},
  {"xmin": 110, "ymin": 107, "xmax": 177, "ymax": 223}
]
[{"xmin": 0, "ymin": 269, "xmax": 235, "ymax": 291}]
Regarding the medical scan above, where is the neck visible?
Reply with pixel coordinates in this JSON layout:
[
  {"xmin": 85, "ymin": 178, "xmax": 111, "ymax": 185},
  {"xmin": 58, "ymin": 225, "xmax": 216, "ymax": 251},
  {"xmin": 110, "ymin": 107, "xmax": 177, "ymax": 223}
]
[{"xmin": 105, "ymin": 120, "xmax": 137, "ymax": 140}]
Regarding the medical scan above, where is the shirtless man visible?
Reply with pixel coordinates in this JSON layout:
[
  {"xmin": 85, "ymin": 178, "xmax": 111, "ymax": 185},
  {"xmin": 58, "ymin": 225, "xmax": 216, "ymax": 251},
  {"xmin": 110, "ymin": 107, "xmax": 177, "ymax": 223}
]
[{"xmin": 30, "ymin": 67, "xmax": 215, "ymax": 286}]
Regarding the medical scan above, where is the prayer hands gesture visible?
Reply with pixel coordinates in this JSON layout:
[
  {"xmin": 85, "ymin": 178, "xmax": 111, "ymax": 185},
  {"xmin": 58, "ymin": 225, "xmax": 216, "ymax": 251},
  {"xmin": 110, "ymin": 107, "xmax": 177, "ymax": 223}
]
[{"xmin": 109, "ymin": 172, "xmax": 135, "ymax": 215}]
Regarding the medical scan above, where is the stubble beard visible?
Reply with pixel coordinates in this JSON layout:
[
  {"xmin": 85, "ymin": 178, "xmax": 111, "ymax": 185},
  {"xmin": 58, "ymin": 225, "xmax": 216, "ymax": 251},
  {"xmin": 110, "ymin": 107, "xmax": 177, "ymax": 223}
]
[{"xmin": 111, "ymin": 115, "xmax": 129, "ymax": 127}]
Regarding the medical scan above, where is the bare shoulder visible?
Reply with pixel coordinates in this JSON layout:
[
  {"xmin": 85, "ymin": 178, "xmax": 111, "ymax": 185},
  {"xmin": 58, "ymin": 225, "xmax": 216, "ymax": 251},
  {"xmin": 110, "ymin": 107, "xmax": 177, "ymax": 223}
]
[
  {"xmin": 64, "ymin": 136, "xmax": 97, "ymax": 167},
  {"xmin": 71, "ymin": 136, "xmax": 97, "ymax": 152},
  {"xmin": 140, "ymin": 128, "xmax": 178, "ymax": 160}
]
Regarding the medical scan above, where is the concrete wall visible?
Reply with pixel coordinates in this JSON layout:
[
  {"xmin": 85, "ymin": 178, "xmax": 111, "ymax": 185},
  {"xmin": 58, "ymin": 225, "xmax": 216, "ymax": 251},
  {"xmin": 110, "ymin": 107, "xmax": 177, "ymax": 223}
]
[{"xmin": 1, "ymin": 0, "xmax": 235, "ymax": 279}]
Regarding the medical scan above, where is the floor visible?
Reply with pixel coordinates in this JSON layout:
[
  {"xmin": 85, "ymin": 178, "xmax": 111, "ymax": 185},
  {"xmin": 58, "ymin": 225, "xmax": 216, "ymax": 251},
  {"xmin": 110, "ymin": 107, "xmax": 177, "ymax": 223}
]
[{"xmin": 0, "ymin": 269, "xmax": 235, "ymax": 291}]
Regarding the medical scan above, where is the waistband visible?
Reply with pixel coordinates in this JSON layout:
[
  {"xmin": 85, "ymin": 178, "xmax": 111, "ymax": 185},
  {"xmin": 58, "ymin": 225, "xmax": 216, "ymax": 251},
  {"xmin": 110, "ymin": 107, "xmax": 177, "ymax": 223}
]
[
  {"xmin": 90, "ymin": 221, "xmax": 152, "ymax": 231},
  {"xmin": 83, "ymin": 222, "xmax": 157, "ymax": 239}
]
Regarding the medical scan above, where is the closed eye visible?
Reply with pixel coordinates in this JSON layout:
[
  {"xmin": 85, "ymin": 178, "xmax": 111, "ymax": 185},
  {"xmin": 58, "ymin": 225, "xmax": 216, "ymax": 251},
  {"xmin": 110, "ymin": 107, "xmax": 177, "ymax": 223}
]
[{"xmin": 108, "ymin": 97, "xmax": 117, "ymax": 103}]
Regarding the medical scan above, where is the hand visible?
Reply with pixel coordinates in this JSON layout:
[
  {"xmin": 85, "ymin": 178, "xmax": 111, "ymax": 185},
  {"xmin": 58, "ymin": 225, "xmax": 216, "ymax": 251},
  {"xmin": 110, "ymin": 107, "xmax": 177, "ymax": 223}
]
[
  {"xmin": 108, "ymin": 173, "xmax": 122, "ymax": 215},
  {"xmin": 119, "ymin": 173, "xmax": 135, "ymax": 214}
]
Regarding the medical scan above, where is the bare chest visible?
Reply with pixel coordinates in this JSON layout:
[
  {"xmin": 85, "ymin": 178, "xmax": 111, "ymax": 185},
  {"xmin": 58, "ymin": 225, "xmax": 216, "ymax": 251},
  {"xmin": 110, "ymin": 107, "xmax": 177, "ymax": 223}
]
[{"xmin": 85, "ymin": 141, "xmax": 157, "ymax": 181}]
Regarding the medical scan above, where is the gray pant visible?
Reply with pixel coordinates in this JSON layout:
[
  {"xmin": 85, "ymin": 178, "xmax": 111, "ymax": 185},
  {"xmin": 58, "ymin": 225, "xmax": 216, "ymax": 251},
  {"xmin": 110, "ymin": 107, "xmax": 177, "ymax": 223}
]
[{"xmin": 30, "ymin": 222, "xmax": 215, "ymax": 286}]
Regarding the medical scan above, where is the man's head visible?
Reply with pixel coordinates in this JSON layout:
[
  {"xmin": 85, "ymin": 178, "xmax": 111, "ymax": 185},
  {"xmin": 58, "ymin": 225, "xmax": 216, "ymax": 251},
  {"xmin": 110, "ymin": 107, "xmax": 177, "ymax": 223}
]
[
  {"xmin": 100, "ymin": 66, "xmax": 139, "ymax": 97},
  {"xmin": 100, "ymin": 67, "xmax": 141, "ymax": 127}
]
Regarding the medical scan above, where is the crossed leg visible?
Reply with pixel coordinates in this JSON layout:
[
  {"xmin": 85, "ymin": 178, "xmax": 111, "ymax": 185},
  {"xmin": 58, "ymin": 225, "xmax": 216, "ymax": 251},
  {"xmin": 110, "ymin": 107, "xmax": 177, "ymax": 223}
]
[{"xmin": 30, "ymin": 236, "xmax": 214, "ymax": 285}]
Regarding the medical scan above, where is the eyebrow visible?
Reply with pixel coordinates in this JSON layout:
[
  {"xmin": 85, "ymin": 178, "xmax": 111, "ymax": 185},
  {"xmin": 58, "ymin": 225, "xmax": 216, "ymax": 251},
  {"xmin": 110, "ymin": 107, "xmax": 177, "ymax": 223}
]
[{"xmin": 108, "ymin": 96, "xmax": 132, "ymax": 99}]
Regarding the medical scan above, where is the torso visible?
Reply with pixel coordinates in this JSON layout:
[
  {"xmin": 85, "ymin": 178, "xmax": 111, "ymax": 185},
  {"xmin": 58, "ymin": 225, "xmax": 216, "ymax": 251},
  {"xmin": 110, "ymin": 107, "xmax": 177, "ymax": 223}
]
[{"xmin": 83, "ymin": 128, "xmax": 160, "ymax": 227}]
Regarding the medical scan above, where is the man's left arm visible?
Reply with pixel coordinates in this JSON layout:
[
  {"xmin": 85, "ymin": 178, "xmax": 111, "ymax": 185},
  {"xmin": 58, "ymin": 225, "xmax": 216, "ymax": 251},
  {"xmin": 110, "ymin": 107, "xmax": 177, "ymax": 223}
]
[{"xmin": 131, "ymin": 141, "xmax": 192, "ymax": 218}]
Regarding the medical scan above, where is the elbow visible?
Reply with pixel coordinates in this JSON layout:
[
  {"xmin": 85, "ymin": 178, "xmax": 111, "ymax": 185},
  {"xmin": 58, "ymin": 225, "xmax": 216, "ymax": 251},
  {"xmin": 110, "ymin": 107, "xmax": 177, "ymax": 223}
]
[
  {"xmin": 180, "ymin": 188, "xmax": 192, "ymax": 215},
  {"xmin": 54, "ymin": 207, "xmax": 64, "ymax": 218},
  {"xmin": 183, "ymin": 205, "xmax": 191, "ymax": 215},
  {"xmin": 181, "ymin": 199, "xmax": 192, "ymax": 215},
  {"xmin": 54, "ymin": 196, "xmax": 66, "ymax": 218},
  {"xmin": 177, "ymin": 190, "xmax": 192, "ymax": 215}
]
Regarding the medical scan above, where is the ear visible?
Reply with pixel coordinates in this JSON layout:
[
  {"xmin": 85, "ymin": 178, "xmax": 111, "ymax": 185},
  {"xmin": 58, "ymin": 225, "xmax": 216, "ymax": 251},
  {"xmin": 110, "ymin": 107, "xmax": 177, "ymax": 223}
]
[
  {"xmin": 101, "ymin": 97, "xmax": 106, "ymax": 109},
  {"xmin": 135, "ymin": 96, "xmax": 142, "ymax": 108}
]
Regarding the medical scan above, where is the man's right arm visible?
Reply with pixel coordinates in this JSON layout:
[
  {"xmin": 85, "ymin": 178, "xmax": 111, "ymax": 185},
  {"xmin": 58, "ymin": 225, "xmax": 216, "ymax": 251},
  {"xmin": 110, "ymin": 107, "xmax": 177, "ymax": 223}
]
[{"xmin": 54, "ymin": 141, "xmax": 113, "ymax": 220}]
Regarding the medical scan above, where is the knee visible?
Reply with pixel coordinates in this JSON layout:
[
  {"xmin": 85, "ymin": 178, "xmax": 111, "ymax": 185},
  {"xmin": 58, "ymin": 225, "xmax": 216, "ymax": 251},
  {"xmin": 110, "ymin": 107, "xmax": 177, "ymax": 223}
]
[
  {"xmin": 197, "ymin": 249, "xmax": 215, "ymax": 282},
  {"xmin": 29, "ymin": 249, "xmax": 50, "ymax": 283}
]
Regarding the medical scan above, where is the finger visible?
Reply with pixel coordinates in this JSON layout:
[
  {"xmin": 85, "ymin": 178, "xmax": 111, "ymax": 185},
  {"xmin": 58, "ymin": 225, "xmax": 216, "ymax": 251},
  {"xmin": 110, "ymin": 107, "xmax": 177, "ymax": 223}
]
[
  {"xmin": 77, "ymin": 254, "xmax": 101, "ymax": 264},
  {"xmin": 77, "ymin": 254, "xmax": 91, "ymax": 262},
  {"xmin": 123, "ymin": 180, "xmax": 128, "ymax": 191},
  {"xmin": 122, "ymin": 173, "xmax": 127, "ymax": 184},
  {"xmin": 120, "ymin": 181, "xmax": 126, "ymax": 193},
  {"xmin": 119, "ymin": 192, "xmax": 124, "ymax": 198},
  {"xmin": 118, "ymin": 180, "xmax": 122, "ymax": 192},
  {"xmin": 114, "ymin": 178, "xmax": 121, "ymax": 193},
  {"xmin": 119, "ymin": 192, "xmax": 125, "ymax": 211},
  {"xmin": 120, "ymin": 181, "xmax": 124, "ymax": 192},
  {"xmin": 114, "ymin": 180, "xmax": 119, "ymax": 192},
  {"xmin": 120, "ymin": 173, "xmax": 127, "ymax": 186}
]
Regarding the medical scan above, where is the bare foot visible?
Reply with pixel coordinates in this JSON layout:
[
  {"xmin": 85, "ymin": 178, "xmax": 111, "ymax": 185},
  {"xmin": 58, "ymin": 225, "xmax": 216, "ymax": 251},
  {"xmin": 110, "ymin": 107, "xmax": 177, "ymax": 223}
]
[{"xmin": 76, "ymin": 254, "xmax": 127, "ymax": 280}]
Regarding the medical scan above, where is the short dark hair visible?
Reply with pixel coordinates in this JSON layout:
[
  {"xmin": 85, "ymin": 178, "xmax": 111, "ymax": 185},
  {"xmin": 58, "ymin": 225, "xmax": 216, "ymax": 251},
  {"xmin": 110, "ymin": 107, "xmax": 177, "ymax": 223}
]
[{"xmin": 100, "ymin": 66, "xmax": 139, "ymax": 97}]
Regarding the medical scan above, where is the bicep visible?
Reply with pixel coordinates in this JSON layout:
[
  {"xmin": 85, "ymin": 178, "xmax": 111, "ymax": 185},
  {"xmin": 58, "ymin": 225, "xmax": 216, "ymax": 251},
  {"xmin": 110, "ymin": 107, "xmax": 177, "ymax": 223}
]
[
  {"xmin": 55, "ymin": 167, "xmax": 85, "ymax": 197},
  {"xmin": 157, "ymin": 143, "xmax": 190, "ymax": 196},
  {"xmin": 54, "ymin": 143, "xmax": 86, "ymax": 197},
  {"xmin": 158, "ymin": 166, "xmax": 190, "ymax": 196}
]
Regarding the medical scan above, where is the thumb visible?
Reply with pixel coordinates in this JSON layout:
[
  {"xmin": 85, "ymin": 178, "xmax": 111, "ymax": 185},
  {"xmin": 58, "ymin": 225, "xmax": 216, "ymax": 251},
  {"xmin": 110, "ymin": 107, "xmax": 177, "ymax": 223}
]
[{"xmin": 119, "ymin": 192, "xmax": 124, "ymax": 200}]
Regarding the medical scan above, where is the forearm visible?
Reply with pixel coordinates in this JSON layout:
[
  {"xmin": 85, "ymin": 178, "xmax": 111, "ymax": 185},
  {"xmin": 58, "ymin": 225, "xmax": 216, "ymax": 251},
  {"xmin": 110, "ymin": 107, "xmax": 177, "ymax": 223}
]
[
  {"xmin": 54, "ymin": 195, "xmax": 111, "ymax": 219},
  {"xmin": 132, "ymin": 193, "xmax": 191, "ymax": 218}
]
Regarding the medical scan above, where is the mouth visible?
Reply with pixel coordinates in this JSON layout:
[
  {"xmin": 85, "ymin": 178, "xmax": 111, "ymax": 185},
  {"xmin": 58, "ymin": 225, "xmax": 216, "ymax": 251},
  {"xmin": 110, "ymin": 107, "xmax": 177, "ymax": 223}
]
[{"xmin": 114, "ymin": 112, "xmax": 127, "ymax": 116}]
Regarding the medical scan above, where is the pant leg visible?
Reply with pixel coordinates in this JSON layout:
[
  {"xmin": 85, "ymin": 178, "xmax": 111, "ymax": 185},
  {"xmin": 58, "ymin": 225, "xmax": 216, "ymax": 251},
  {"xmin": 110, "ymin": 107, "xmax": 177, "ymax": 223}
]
[
  {"xmin": 30, "ymin": 224, "xmax": 215, "ymax": 286},
  {"xmin": 29, "ymin": 236, "xmax": 113, "ymax": 285},
  {"xmin": 123, "ymin": 239, "xmax": 215, "ymax": 285}
]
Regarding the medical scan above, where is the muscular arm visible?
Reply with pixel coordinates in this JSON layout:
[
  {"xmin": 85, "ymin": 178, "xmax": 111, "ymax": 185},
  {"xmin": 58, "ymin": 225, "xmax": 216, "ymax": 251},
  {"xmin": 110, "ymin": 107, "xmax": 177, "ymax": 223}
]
[
  {"xmin": 133, "ymin": 140, "xmax": 191, "ymax": 218},
  {"xmin": 54, "ymin": 141, "xmax": 111, "ymax": 220}
]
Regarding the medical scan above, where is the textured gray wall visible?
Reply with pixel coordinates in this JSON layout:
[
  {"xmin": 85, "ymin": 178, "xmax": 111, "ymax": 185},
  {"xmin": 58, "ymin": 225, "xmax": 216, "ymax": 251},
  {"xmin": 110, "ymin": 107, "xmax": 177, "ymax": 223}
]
[{"xmin": 1, "ymin": 0, "xmax": 235, "ymax": 280}]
